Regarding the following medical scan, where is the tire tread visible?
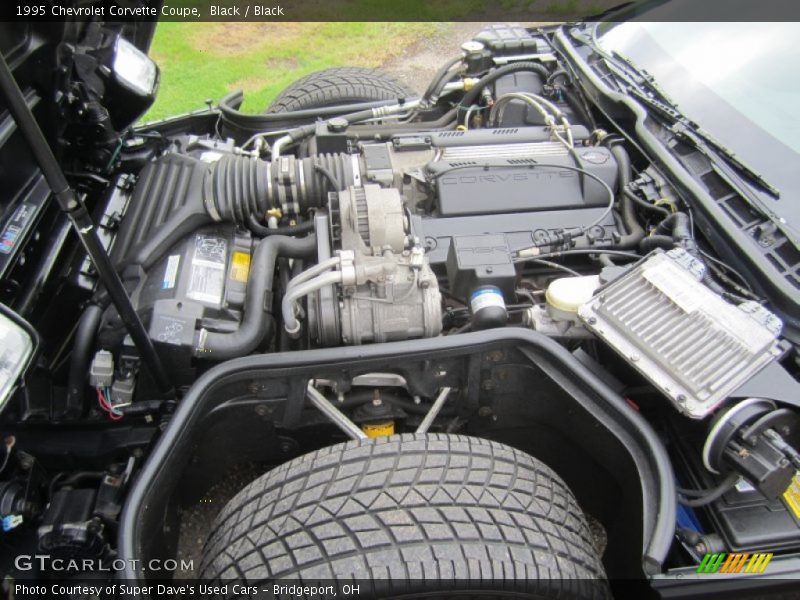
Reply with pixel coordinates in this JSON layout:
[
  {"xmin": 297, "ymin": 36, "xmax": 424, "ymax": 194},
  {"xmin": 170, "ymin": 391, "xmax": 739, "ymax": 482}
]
[
  {"xmin": 200, "ymin": 434, "xmax": 608, "ymax": 598},
  {"xmin": 267, "ymin": 67, "xmax": 412, "ymax": 113}
]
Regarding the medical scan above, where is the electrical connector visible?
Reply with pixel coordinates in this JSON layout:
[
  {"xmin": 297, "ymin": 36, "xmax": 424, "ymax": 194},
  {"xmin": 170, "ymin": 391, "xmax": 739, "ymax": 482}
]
[
  {"xmin": 2, "ymin": 514, "xmax": 22, "ymax": 532},
  {"xmin": 88, "ymin": 350, "xmax": 114, "ymax": 388}
]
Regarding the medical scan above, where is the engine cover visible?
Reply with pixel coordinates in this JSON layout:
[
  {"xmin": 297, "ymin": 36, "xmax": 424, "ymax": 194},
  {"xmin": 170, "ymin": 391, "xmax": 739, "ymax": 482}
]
[
  {"xmin": 426, "ymin": 142, "xmax": 618, "ymax": 216},
  {"xmin": 362, "ymin": 128, "xmax": 621, "ymax": 267}
]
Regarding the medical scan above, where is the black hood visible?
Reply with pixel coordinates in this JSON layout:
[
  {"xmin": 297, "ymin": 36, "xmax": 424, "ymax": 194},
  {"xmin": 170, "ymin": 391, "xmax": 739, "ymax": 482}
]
[
  {"xmin": 0, "ymin": 16, "xmax": 157, "ymax": 280},
  {"xmin": 1, "ymin": 17, "xmax": 158, "ymax": 145}
]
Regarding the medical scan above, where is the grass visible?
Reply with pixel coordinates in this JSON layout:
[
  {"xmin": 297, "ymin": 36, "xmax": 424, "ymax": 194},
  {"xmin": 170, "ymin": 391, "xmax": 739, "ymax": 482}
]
[{"xmin": 143, "ymin": 22, "xmax": 440, "ymax": 121}]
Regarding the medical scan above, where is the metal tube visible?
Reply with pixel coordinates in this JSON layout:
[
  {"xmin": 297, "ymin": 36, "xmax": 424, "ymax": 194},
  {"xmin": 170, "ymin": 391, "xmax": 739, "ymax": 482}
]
[
  {"xmin": 271, "ymin": 134, "xmax": 291, "ymax": 158},
  {"xmin": 0, "ymin": 54, "xmax": 174, "ymax": 396},
  {"xmin": 285, "ymin": 256, "xmax": 340, "ymax": 291},
  {"xmin": 283, "ymin": 270, "xmax": 342, "ymax": 337},
  {"xmin": 271, "ymin": 93, "xmax": 436, "ymax": 157},
  {"xmin": 416, "ymin": 387, "xmax": 452, "ymax": 434},
  {"xmin": 306, "ymin": 383, "xmax": 367, "ymax": 440}
]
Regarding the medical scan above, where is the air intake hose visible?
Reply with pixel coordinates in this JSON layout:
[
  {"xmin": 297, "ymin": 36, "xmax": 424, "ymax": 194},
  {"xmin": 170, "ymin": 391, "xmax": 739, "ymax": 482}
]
[
  {"xmin": 123, "ymin": 152, "xmax": 355, "ymax": 270},
  {"xmin": 207, "ymin": 153, "xmax": 355, "ymax": 223}
]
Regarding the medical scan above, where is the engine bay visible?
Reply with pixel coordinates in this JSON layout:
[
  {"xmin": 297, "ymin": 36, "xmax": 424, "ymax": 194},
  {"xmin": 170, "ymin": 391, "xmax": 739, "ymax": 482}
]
[{"xmin": 0, "ymin": 20, "xmax": 799, "ymax": 593}]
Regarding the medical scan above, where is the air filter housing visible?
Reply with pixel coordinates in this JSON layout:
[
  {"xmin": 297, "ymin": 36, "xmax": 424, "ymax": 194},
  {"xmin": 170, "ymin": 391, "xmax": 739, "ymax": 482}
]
[{"xmin": 578, "ymin": 249, "xmax": 784, "ymax": 418}]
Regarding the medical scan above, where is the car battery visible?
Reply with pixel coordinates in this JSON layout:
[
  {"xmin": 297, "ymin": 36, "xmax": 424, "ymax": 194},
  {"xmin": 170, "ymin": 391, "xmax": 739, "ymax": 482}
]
[
  {"xmin": 669, "ymin": 416, "xmax": 800, "ymax": 552},
  {"xmin": 99, "ymin": 223, "xmax": 254, "ymax": 385}
]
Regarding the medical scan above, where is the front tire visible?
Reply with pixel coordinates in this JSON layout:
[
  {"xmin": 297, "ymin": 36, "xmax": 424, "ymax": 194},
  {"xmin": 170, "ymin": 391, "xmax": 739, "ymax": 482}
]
[
  {"xmin": 200, "ymin": 434, "xmax": 608, "ymax": 598},
  {"xmin": 266, "ymin": 67, "xmax": 412, "ymax": 113}
]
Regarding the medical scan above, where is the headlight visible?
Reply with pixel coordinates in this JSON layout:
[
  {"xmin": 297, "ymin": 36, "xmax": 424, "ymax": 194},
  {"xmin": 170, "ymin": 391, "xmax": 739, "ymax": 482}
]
[
  {"xmin": 112, "ymin": 37, "xmax": 158, "ymax": 97},
  {"xmin": 0, "ymin": 305, "xmax": 36, "ymax": 410}
]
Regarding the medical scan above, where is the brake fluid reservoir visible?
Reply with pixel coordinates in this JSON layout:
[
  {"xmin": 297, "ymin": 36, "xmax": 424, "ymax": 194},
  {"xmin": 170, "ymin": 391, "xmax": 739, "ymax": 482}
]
[{"xmin": 546, "ymin": 275, "xmax": 601, "ymax": 322}]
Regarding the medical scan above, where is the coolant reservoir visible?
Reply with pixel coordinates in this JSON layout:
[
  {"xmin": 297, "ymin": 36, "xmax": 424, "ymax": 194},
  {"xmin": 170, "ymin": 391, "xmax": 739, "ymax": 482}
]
[{"xmin": 546, "ymin": 275, "xmax": 601, "ymax": 322}]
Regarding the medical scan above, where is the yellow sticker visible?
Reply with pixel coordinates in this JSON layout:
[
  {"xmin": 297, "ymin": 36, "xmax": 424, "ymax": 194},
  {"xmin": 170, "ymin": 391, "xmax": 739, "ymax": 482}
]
[
  {"xmin": 783, "ymin": 471, "xmax": 800, "ymax": 520},
  {"xmin": 362, "ymin": 421, "xmax": 394, "ymax": 438},
  {"xmin": 230, "ymin": 251, "xmax": 251, "ymax": 283}
]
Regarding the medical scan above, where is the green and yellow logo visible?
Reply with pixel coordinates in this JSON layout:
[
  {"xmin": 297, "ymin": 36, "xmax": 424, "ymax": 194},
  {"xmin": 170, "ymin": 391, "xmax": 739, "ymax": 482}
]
[{"xmin": 697, "ymin": 552, "xmax": 773, "ymax": 574}]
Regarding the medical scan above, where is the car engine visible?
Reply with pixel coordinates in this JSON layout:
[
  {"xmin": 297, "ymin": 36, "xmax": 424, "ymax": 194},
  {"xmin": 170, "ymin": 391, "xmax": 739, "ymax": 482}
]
[
  {"xmin": 95, "ymin": 106, "xmax": 624, "ymax": 377},
  {"xmin": 1, "ymin": 20, "xmax": 799, "ymax": 593}
]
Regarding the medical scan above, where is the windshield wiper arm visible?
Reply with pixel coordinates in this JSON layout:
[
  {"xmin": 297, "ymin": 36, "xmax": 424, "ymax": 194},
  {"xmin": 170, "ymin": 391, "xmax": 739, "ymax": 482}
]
[
  {"xmin": 577, "ymin": 26, "xmax": 781, "ymax": 199},
  {"xmin": 577, "ymin": 26, "xmax": 672, "ymax": 100},
  {"xmin": 627, "ymin": 88, "xmax": 780, "ymax": 199},
  {"xmin": 672, "ymin": 121, "xmax": 780, "ymax": 199}
]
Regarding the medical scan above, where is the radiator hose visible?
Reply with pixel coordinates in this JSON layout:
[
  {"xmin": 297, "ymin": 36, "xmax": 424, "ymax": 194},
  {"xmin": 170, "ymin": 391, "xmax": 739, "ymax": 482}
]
[
  {"xmin": 65, "ymin": 303, "xmax": 105, "ymax": 417},
  {"xmin": 608, "ymin": 145, "xmax": 644, "ymax": 249},
  {"xmin": 639, "ymin": 213, "xmax": 696, "ymax": 254},
  {"xmin": 193, "ymin": 234, "xmax": 318, "ymax": 360}
]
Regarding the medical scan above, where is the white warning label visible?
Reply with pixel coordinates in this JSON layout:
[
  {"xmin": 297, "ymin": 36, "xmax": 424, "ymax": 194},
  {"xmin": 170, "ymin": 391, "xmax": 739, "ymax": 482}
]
[{"xmin": 187, "ymin": 235, "xmax": 227, "ymax": 305}]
